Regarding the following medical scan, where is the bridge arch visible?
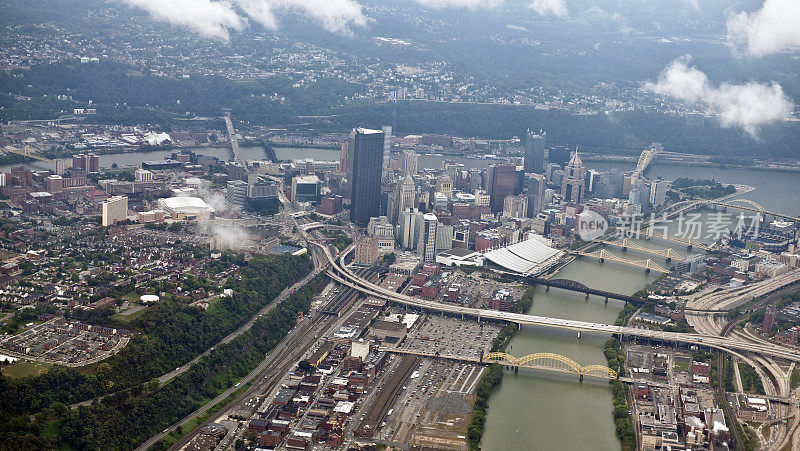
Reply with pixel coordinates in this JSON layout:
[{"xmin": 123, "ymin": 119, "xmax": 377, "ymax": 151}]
[{"xmin": 484, "ymin": 352, "xmax": 617, "ymax": 379}]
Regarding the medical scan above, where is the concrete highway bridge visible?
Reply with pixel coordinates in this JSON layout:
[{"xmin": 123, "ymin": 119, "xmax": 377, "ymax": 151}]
[
  {"xmin": 313, "ymin": 242, "xmax": 800, "ymax": 364},
  {"xmin": 223, "ymin": 113, "xmax": 243, "ymax": 165}
]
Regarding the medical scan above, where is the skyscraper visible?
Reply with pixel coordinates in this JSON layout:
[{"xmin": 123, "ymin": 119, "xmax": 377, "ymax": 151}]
[
  {"xmin": 526, "ymin": 173, "xmax": 546, "ymax": 217},
  {"xmin": 560, "ymin": 150, "xmax": 585, "ymax": 204},
  {"xmin": 400, "ymin": 150, "xmax": 418, "ymax": 177},
  {"xmin": 488, "ymin": 164, "xmax": 516, "ymax": 213},
  {"xmin": 524, "ymin": 130, "xmax": 545, "ymax": 173},
  {"xmin": 382, "ymin": 125, "xmax": 393, "ymax": 168},
  {"xmin": 650, "ymin": 179, "xmax": 668, "ymax": 207},
  {"xmin": 435, "ymin": 174, "xmax": 453, "ymax": 199},
  {"xmin": 416, "ymin": 213, "xmax": 438, "ymax": 263},
  {"xmin": 350, "ymin": 128, "xmax": 385, "ymax": 225},
  {"xmin": 393, "ymin": 176, "xmax": 416, "ymax": 225},
  {"xmin": 87, "ymin": 153, "xmax": 100, "ymax": 173},
  {"xmin": 101, "ymin": 196, "xmax": 128, "ymax": 227}
]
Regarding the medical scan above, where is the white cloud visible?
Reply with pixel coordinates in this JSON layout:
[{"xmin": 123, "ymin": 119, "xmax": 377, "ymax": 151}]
[
  {"xmin": 124, "ymin": 0, "xmax": 246, "ymax": 40},
  {"xmin": 645, "ymin": 55, "xmax": 794, "ymax": 137},
  {"xmin": 412, "ymin": 0, "xmax": 503, "ymax": 9},
  {"xmin": 122, "ymin": 0, "xmax": 367, "ymax": 39},
  {"xmin": 236, "ymin": 0, "xmax": 367, "ymax": 35},
  {"xmin": 530, "ymin": 0, "xmax": 567, "ymax": 17},
  {"xmin": 727, "ymin": 0, "xmax": 800, "ymax": 57}
]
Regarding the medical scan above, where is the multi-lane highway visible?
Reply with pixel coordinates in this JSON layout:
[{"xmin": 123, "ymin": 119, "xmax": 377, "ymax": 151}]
[{"xmin": 314, "ymin": 241, "xmax": 800, "ymax": 363}]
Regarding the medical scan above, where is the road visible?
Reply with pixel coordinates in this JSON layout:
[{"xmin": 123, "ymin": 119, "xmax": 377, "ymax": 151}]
[{"xmin": 315, "ymin": 241, "xmax": 800, "ymax": 363}]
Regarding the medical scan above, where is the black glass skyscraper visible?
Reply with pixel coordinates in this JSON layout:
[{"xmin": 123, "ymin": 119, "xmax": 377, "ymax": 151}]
[
  {"xmin": 350, "ymin": 128, "xmax": 385, "ymax": 225},
  {"xmin": 524, "ymin": 130, "xmax": 545, "ymax": 173}
]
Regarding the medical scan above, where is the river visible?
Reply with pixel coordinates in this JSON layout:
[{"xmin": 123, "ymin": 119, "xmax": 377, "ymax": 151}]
[{"xmin": 7, "ymin": 146, "xmax": 800, "ymax": 449}]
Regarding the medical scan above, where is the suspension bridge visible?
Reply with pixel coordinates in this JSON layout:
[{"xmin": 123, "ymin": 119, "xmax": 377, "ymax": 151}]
[
  {"xmin": 572, "ymin": 248, "xmax": 670, "ymax": 273},
  {"xmin": 2, "ymin": 145, "xmax": 54, "ymax": 164},
  {"xmin": 597, "ymin": 238, "xmax": 684, "ymax": 261}
]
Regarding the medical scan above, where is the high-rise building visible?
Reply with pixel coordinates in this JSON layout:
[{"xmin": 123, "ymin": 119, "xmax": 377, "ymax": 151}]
[
  {"xmin": 526, "ymin": 173, "xmax": 546, "ymax": 217},
  {"xmin": 87, "ymin": 153, "xmax": 100, "ymax": 173},
  {"xmin": 398, "ymin": 208, "xmax": 422, "ymax": 249},
  {"xmin": 650, "ymin": 179, "xmax": 668, "ymax": 207},
  {"xmin": 393, "ymin": 176, "xmax": 416, "ymax": 224},
  {"xmin": 524, "ymin": 130, "xmax": 546, "ymax": 173},
  {"xmin": 763, "ymin": 305, "xmax": 776, "ymax": 335},
  {"xmin": 226, "ymin": 180, "xmax": 248, "ymax": 208},
  {"xmin": 416, "ymin": 213, "xmax": 438, "ymax": 262},
  {"xmin": 382, "ymin": 125, "xmax": 393, "ymax": 168},
  {"xmin": 503, "ymin": 194, "xmax": 528, "ymax": 218},
  {"xmin": 435, "ymin": 174, "xmax": 453, "ymax": 199},
  {"xmin": 560, "ymin": 150, "xmax": 585, "ymax": 203},
  {"xmin": 101, "ymin": 195, "xmax": 128, "ymax": 227},
  {"xmin": 350, "ymin": 128, "xmax": 385, "ymax": 225},
  {"xmin": 291, "ymin": 175, "xmax": 322, "ymax": 204},
  {"xmin": 72, "ymin": 154, "xmax": 86, "ymax": 171},
  {"xmin": 53, "ymin": 159, "xmax": 66, "ymax": 175},
  {"xmin": 400, "ymin": 150, "xmax": 419, "ymax": 177},
  {"xmin": 45, "ymin": 175, "xmax": 63, "ymax": 193},
  {"xmin": 488, "ymin": 164, "xmax": 516, "ymax": 213}
]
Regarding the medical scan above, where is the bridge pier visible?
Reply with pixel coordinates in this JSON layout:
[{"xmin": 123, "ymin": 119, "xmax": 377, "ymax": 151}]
[
  {"xmin": 686, "ymin": 245, "xmax": 693, "ymax": 251},
  {"xmin": 644, "ymin": 268, "xmax": 651, "ymax": 274},
  {"xmin": 621, "ymin": 246, "xmax": 627, "ymax": 252},
  {"xmin": 545, "ymin": 286, "xmax": 550, "ymax": 293},
  {"xmin": 665, "ymin": 257, "xmax": 672, "ymax": 263},
  {"xmin": 599, "ymin": 258, "xmax": 605, "ymax": 263},
  {"xmin": 514, "ymin": 366, "xmax": 519, "ymax": 374},
  {"xmin": 577, "ymin": 330, "xmax": 581, "ymax": 339},
  {"xmin": 579, "ymin": 374, "xmax": 584, "ymax": 383},
  {"xmin": 604, "ymin": 296, "xmax": 609, "ymax": 304}
]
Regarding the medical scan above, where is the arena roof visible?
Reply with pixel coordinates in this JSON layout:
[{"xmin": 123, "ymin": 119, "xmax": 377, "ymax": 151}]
[
  {"xmin": 483, "ymin": 238, "xmax": 564, "ymax": 276},
  {"xmin": 157, "ymin": 196, "xmax": 215, "ymax": 214}
]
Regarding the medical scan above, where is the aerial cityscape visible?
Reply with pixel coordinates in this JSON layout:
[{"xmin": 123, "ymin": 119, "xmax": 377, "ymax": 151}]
[{"xmin": 1, "ymin": 0, "xmax": 799, "ymax": 450}]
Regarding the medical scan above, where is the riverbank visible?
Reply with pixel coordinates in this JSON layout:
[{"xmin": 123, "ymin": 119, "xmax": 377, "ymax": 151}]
[{"xmin": 467, "ymin": 288, "xmax": 533, "ymax": 449}]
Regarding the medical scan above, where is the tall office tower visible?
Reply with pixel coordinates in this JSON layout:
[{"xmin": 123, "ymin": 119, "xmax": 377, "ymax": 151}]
[
  {"xmin": 488, "ymin": 164, "xmax": 516, "ymax": 213},
  {"xmin": 587, "ymin": 169, "xmax": 599, "ymax": 192},
  {"xmin": 53, "ymin": 159, "xmax": 66, "ymax": 175},
  {"xmin": 649, "ymin": 179, "xmax": 668, "ymax": 207},
  {"xmin": 560, "ymin": 150, "xmax": 586, "ymax": 204},
  {"xmin": 350, "ymin": 128, "xmax": 385, "ymax": 225},
  {"xmin": 101, "ymin": 195, "xmax": 128, "ymax": 227},
  {"xmin": 416, "ymin": 213, "xmax": 438, "ymax": 262},
  {"xmin": 382, "ymin": 125, "xmax": 393, "ymax": 168},
  {"xmin": 435, "ymin": 174, "xmax": 453, "ymax": 199},
  {"xmin": 400, "ymin": 150, "xmax": 419, "ymax": 177},
  {"xmin": 398, "ymin": 208, "xmax": 422, "ymax": 249},
  {"xmin": 87, "ymin": 153, "xmax": 100, "ymax": 173},
  {"xmin": 524, "ymin": 130, "xmax": 546, "ymax": 173},
  {"xmin": 339, "ymin": 140, "xmax": 350, "ymax": 173},
  {"xmin": 526, "ymin": 173, "xmax": 546, "ymax": 217},
  {"xmin": 763, "ymin": 305, "xmax": 776, "ymax": 335},
  {"xmin": 226, "ymin": 180, "xmax": 248, "ymax": 208},
  {"xmin": 393, "ymin": 176, "xmax": 416, "ymax": 224},
  {"xmin": 503, "ymin": 194, "xmax": 528, "ymax": 218},
  {"xmin": 72, "ymin": 154, "xmax": 86, "ymax": 171}
]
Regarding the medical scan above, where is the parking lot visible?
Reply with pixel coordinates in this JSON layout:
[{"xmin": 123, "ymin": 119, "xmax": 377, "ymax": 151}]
[{"xmin": 399, "ymin": 315, "xmax": 501, "ymax": 361}]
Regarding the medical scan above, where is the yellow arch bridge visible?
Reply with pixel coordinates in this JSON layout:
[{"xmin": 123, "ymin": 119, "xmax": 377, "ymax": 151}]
[{"xmin": 484, "ymin": 352, "xmax": 618, "ymax": 380}]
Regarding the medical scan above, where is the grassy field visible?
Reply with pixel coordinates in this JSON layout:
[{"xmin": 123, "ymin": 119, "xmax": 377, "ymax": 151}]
[
  {"xmin": 122, "ymin": 292, "xmax": 140, "ymax": 302},
  {"xmin": 111, "ymin": 306, "xmax": 148, "ymax": 323},
  {"xmin": 674, "ymin": 361, "xmax": 690, "ymax": 373},
  {"xmin": 2, "ymin": 360, "xmax": 51, "ymax": 378}
]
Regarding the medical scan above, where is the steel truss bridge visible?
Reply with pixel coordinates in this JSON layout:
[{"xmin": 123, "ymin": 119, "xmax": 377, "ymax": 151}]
[
  {"xmin": 485, "ymin": 352, "xmax": 617, "ymax": 380},
  {"xmin": 597, "ymin": 238, "xmax": 684, "ymax": 261},
  {"xmin": 223, "ymin": 113, "xmax": 243, "ymax": 164},
  {"xmin": 377, "ymin": 347, "xmax": 617, "ymax": 381},
  {"xmin": 312, "ymin": 241, "xmax": 800, "ymax": 363},
  {"xmin": 573, "ymin": 248, "xmax": 670, "ymax": 273},
  {"xmin": 632, "ymin": 145, "xmax": 660, "ymax": 179},
  {"xmin": 667, "ymin": 197, "xmax": 800, "ymax": 224}
]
